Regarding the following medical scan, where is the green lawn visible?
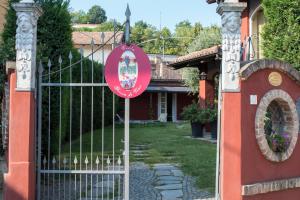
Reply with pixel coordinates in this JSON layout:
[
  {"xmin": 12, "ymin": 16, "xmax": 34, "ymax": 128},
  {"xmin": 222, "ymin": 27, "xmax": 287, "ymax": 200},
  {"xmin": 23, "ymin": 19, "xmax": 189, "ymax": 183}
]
[
  {"xmin": 60, "ymin": 122, "xmax": 216, "ymax": 192},
  {"xmin": 129, "ymin": 123, "xmax": 216, "ymax": 192}
]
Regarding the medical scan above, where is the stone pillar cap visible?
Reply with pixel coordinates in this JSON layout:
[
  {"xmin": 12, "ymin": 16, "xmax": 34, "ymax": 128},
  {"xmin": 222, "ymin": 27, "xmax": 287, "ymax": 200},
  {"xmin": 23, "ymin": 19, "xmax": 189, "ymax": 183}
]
[{"xmin": 217, "ymin": 2, "xmax": 247, "ymax": 15}]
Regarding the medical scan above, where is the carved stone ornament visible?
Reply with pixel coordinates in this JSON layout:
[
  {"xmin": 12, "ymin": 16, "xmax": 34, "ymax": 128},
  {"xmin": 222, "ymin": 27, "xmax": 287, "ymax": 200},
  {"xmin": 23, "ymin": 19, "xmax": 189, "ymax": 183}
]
[
  {"xmin": 217, "ymin": 2, "xmax": 246, "ymax": 92},
  {"xmin": 13, "ymin": 3, "xmax": 42, "ymax": 91}
]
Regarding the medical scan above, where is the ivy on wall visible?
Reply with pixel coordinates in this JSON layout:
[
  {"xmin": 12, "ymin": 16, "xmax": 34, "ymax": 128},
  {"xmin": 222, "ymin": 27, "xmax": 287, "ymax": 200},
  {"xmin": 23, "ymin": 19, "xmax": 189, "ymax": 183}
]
[{"xmin": 262, "ymin": 0, "xmax": 300, "ymax": 69}]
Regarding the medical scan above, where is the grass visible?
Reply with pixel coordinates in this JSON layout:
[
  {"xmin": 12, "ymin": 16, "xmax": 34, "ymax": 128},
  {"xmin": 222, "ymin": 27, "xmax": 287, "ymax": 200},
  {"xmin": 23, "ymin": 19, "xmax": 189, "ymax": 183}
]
[
  {"xmin": 129, "ymin": 123, "xmax": 216, "ymax": 192},
  {"xmin": 60, "ymin": 122, "xmax": 216, "ymax": 192}
]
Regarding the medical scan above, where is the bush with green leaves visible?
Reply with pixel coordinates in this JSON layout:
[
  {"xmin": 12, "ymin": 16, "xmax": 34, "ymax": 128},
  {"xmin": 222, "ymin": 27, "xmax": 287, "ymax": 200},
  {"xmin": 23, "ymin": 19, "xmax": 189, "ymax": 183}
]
[
  {"xmin": 262, "ymin": 0, "xmax": 300, "ymax": 69},
  {"xmin": 0, "ymin": 0, "xmax": 119, "ymax": 156},
  {"xmin": 181, "ymin": 102, "xmax": 217, "ymax": 124}
]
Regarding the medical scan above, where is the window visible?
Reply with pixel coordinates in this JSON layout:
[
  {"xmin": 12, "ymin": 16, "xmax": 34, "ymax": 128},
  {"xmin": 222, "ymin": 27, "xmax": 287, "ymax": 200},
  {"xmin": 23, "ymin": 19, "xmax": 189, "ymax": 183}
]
[{"xmin": 255, "ymin": 89, "xmax": 299, "ymax": 162}]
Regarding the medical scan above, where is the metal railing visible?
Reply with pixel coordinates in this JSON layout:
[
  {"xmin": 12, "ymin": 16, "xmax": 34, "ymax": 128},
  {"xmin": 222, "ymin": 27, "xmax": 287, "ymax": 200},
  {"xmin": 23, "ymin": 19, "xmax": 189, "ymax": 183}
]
[{"xmin": 36, "ymin": 19, "xmax": 128, "ymax": 200}]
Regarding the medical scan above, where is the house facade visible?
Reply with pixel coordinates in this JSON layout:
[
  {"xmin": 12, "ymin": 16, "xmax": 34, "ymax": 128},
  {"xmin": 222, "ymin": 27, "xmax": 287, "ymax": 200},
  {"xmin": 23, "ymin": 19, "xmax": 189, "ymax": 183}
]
[
  {"xmin": 128, "ymin": 54, "xmax": 195, "ymax": 122},
  {"xmin": 72, "ymin": 31, "xmax": 124, "ymax": 64},
  {"xmin": 205, "ymin": 1, "xmax": 300, "ymax": 200},
  {"xmin": 171, "ymin": 0, "xmax": 266, "ymax": 108}
]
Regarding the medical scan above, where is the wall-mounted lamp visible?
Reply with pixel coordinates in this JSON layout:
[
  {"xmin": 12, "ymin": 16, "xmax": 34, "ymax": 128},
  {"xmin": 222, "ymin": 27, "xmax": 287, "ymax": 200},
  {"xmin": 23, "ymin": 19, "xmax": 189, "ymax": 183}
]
[{"xmin": 200, "ymin": 72, "xmax": 207, "ymax": 80}]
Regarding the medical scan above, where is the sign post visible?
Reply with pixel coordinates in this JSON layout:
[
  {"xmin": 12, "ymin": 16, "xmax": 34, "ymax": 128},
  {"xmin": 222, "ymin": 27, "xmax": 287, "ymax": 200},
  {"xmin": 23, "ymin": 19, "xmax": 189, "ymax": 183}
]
[
  {"xmin": 124, "ymin": 7, "xmax": 130, "ymax": 200},
  {"xmin": 105, "ymin": 5, "xmax": 151, "ymax": 200}
]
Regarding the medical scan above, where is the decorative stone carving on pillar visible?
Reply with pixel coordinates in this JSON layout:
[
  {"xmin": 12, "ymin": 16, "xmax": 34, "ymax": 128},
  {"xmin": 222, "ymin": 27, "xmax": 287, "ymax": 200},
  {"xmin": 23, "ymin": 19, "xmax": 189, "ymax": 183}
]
[
  {"xmin": 13, "ymin": 0, "xmax": 42, "ymax": 91},
  {"xmin": 217, "ymin": 2, "xmax": 246, "ymax": 92}
]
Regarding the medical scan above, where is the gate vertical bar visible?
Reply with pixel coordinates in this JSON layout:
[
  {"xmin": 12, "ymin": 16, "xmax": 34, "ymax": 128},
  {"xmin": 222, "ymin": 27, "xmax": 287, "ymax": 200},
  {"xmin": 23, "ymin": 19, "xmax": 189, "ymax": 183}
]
[
  {"xmin": 112, "ymin": 19, "xmax": 117, "ymax": 200},
  {"xmin": 37, "ymin": 61, "xmax": 44, "ymax": 200},
  {"xmin": 48, "ymin": 59, "xmax": 52, "ymax": 200},
  {"xmin": 58, "ymin": 55, "xmax": 62, "ymax": 200},
  {"xmin": 68, "ymin": 51, "xmax": 73, "ymax": 200},
  {"xmin": 80, "ymin": 47, "xmax": 84, "ymax": 200},
  {"xmin": 101, "ymin": 31, "xmax": 105, "ymax": 200},
  {"xmin": 90, "ymin": 39, "xmax": 94, "ymax": 200},
  {"xmin": 124, "ymin": 5, "xmax": 131, "ymax": 200},
  {"xmin": 215, "ymin": 74, "xmax": 222, "ymax": 200}
]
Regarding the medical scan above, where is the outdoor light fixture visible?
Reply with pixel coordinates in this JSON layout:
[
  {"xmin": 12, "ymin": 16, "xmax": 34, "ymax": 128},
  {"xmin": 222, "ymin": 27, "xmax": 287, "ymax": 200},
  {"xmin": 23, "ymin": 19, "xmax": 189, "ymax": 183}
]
[{"xmin": 200, "ymin": 72, "xmax": 207, "ymax": 80}]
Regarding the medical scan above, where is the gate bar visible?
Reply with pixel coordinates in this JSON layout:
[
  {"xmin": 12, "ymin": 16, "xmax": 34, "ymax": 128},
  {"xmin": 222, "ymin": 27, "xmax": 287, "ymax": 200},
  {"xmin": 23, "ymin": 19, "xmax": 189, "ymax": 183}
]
[
  {"xmin": 37, "ymin": 61, "xmax": 43, "ymax": 200},
  {"xmin": 124, "ymin": 4, "xmax": 131, "ymax": 200}
]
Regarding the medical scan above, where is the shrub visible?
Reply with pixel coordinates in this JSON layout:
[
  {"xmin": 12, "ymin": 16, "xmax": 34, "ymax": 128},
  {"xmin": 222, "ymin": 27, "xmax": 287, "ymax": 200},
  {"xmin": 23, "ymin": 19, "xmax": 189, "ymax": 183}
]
[{"xmin": 262, "ymin": 0, "xmax": 300, "ymax": 69}]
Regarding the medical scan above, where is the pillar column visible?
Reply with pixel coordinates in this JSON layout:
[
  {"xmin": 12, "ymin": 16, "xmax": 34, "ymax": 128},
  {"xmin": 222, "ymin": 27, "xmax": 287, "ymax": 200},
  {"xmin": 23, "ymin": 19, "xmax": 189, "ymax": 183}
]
[
  {"xmin": 4, "ymin": 1, "xmax": 42, "ymax": 199},
  {"xmin": 199, "ymin": 72, "xmax": 214, "ymax": 108},
  {"xmin": 217, "ymin": 1, "xmax": 246, "ymax": 200}
]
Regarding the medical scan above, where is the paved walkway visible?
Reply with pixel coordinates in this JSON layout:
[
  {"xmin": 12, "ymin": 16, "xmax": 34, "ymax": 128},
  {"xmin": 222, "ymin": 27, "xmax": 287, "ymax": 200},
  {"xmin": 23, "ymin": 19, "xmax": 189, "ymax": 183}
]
[{"xmin": 130, "ymin": 162, "xmax": 212, "ymax": 200}]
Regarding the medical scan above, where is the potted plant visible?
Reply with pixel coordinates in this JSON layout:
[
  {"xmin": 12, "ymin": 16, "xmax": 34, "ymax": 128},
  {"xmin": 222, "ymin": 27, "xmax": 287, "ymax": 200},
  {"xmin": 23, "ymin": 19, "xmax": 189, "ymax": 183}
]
[
  {"xmin": 181, "ymin": 103, "xmax": 206, "ymax": 137},
  {"xmin": 206, "ymin": 107, "xmax": 218, "ymax": 139},
  {"xmin": 266, "ymin": 131, "xmax": 291, "ymax": 153}
]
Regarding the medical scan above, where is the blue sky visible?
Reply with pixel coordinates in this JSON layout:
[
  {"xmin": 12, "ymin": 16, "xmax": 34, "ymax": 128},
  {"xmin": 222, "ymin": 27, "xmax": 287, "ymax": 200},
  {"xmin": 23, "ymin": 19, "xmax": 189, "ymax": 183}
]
[{"xmin": 69, "ymin": 0, "xmax": 220, "ymax": 32}]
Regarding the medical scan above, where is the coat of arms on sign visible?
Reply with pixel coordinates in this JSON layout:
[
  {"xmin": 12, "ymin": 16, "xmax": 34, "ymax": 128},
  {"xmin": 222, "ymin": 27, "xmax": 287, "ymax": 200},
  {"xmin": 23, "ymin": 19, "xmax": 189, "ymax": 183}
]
[{"xmin": 118, "ymin": 50, "xmax": 138, "ymax": 90}]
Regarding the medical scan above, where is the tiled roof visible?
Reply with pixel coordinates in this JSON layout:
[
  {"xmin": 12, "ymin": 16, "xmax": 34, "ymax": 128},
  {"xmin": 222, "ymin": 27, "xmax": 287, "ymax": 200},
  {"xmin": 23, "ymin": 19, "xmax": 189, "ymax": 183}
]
[
  {"xmin": 171, "ymin": 45, "xmax": 221, "ymax": 65},
  {"xmin": 72, "ymin": 31, "xmax": 124, "ymax": 45}
]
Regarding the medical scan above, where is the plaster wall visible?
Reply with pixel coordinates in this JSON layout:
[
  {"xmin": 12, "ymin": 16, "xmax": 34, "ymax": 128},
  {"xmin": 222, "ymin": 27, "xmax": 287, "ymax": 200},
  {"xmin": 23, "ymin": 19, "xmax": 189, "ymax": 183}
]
[{"xmin": 240, "ymin": 69, "xmax": 300, "ymax": 199}]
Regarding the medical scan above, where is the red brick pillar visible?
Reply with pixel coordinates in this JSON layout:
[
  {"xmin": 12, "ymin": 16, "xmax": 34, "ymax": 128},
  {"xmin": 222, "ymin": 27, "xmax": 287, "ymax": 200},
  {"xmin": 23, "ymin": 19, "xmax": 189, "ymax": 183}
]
[
  {"xmin": 217, "ymin": 2, "xmax": 246, "ymax": 200},
  {"xmin": 199, "ymin": 79, "xmax": 214, "ymax": 108},
  {"xmin": 4, "ymin": 69, "xmax": 36, "ymax": 200},
  {"xmin": 4, "ymin": 2, "xmax": 42, "ymax": 199}
]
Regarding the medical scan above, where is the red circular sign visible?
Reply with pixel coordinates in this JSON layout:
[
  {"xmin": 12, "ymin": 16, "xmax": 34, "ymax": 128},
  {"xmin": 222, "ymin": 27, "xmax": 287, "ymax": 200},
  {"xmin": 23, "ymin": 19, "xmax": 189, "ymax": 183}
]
[{"xmin": 105, "ymin": 44, "xmax": 151, "ymax": 99}]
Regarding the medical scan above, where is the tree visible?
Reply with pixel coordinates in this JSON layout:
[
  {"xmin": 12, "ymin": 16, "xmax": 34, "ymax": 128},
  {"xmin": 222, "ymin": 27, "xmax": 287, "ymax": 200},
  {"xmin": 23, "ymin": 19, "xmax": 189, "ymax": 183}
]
[
  {"xmin": 94, "ymin": 20, "xmax": 122, "ymax": 32},
  {"xmin": 0, "ymin": 0, "xmax": 115, "ymax": 155},
  {"xmin": 262, "ymin": 0, "xmax": 300, "ymax": 69},
  {"xmin": 188, "ymin": 25, "xmax": 221, "ymax": 53},
  {"xmin": 174, "ymin": 20, "xmax": 196, "ymax": 55},
  {"xmin": 183, "ymin": 25, "xmax": 221, "ymax": 95},
  {"xmin": 71, "ymin": 10, "xmax": 89, "ymax": 24},
  {"xmin": 131, "ymin": 20, "xmax": 152, "ymax": 45},
  {"xmin": 87, "ymin": 5, "xmax": 107, "ymax": 24}
]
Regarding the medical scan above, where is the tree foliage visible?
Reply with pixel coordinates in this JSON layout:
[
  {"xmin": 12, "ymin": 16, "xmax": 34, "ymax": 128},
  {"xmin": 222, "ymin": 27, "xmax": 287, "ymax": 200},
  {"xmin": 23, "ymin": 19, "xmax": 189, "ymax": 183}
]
[
  {"xmin": 71, "ymin": 5, "xmax": 107, "ymax": 24},
  {"xmin": 72, "ymin": 19, "xmax": 123, "ymax": 32},
  {"xmin": 0, "ymin": 0, "xmax": 116, "ymax": 156},
  {"xmin": 71, "ymin": 10, "xmax": 89, "ymax": 24},
  {"xmin": 182, "ymin": 26, "xmax": 221, "ymax": 95},
  {"xmin": 262, "ymin": 0, "xmax": 300, "ymax": 69},
  {"xmin": 87, "ymin": 5, "xmax": 107, "ymax": 24},
  {"xmin": 188, "ymin": 25, "xmax": 221, "ymax": 53},
  {"xmin": 130, "ymin": 20, "xmax": 204, "ymax": 55}
]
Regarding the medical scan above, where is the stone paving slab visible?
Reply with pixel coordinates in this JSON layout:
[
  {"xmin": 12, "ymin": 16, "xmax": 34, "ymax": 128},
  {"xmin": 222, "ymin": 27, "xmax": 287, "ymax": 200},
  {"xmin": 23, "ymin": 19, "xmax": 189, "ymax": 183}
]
[
  {"xmin": 156, "ymin": 180, "xmax": 182, "ymax": 186},
  {"xmin": 172, "ymin": 169, "xmax": 184, "ymax": 177},
  {"xmin": 129, "ymin": 162, "xmax": 214, "ymax": 200},
  {"xmin": 155, "ymin": 183, "xmax": 183, "ymax": 190},
  {"xmin": 158, "ymin": 176, "xmax": 182, "ymax": 182},
  {"xmin": 161, "ymin": 189, "xmax": 183, "ymax": 200},
  {"xmin": 155, "ymin": 170, "xmax": 172, "ymax": 176},
  {"xmin": 153, "ymin": 163, "xmax": 178, "ymax": 170}
]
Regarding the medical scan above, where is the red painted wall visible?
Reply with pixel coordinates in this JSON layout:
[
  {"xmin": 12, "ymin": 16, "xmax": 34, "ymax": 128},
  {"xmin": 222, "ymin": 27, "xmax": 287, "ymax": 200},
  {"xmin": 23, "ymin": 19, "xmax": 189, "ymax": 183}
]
[
  {"xmin": 241, "ymin": 69, "xmax": 300, "ymax": 199},
  {"xmin": 199, "ymin": 80, "xmax": 214, "ymax": 108},
  {"xmin": 130, "ymin": 92, "xmax": 157, "ymax": 120},
  {"xmin": 177, "ymin": 93, "xmax": 195, "ymax": 120},
  {"xmin": 241, "ymin": 7, "xmax": 249, "ymax": 42},
  {"xmin": 130, "ymin": 92, "xmax": 194, "ymax": 121},
  {"xmin": 4, "ymin": 71, "xmax": 36, "ymax": 200},
  {"xmin": 220, "ymin": 92, "xmax": 242, "ymax": 200}
]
